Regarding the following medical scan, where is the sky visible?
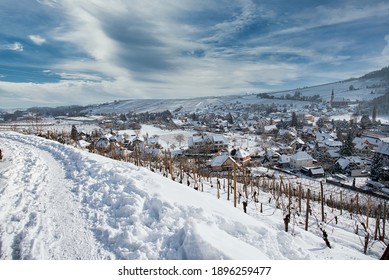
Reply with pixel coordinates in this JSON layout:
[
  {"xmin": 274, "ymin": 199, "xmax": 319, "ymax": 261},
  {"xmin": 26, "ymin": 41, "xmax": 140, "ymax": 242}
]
[{"xmin": 0, "ymin": 0, "xmax": 389, "ymax": 108}]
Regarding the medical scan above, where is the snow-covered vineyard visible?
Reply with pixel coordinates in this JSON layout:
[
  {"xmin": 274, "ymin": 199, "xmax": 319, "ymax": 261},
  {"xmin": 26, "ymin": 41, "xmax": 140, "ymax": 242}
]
[{"xmin": 0, "ymin": 131, "xmax": 388, "ymax": 260}]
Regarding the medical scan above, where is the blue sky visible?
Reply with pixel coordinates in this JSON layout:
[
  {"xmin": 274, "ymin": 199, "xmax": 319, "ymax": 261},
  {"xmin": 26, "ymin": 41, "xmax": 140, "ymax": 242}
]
[{"xmin": 0, "ymin": 0, "xmax": 388, "ymax": 108}]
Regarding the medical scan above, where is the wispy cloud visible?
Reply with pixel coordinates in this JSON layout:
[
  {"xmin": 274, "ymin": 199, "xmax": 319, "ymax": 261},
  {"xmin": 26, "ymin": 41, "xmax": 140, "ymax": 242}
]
[
  {"xmin": 28, "ymin": 34, "xmax": 46, "ymax": 45},
  {"xmin": 0, "ymin": 42, "xmax": 23, "ymax": 52},
  {"xmin": 36, "ymin": 0, "xmax": 59, "ymax": 8}
]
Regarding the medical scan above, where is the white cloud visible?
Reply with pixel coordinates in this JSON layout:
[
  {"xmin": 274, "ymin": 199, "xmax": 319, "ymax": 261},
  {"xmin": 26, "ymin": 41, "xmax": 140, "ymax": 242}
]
[
  {"xmin": 0, "ymin": 42, "xmax": 23, "ymax": 52},
  {"xmin": 274, "ymin": 2, "xmax": 389, "ymax": 36},
  {"xmin": 383, "ymin": 35, "xmax": 389, "ymax": 56},
  {"xmin": 28, "ymin": 35, "xmax": 46, "ymax": 45},
  {"xmin": 36, "ymin": 0, "xmax": 59, "ymax": 8}
]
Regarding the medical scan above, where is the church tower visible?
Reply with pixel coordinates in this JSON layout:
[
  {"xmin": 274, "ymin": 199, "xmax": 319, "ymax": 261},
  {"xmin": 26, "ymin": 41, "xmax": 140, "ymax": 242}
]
[{"xmin": 330, "ymin": 89, "xmax": 334, "ymax": 106}]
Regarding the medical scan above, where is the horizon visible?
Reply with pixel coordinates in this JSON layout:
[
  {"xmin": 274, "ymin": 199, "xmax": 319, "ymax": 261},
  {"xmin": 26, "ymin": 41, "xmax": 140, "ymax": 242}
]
[{"xmin": 1, "ymin": 0, "xmax": 389, "ymax": 108}]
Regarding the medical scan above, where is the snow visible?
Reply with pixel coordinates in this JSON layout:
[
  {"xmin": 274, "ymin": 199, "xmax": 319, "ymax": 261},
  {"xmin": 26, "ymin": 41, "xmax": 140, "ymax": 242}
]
[
  {"xmin": 290, "ymin": 151, "xmax": 313, "ymax": 161},
  {"xmin": 0, "ymin": 131, "xmax": 387, "ymax": 260}
]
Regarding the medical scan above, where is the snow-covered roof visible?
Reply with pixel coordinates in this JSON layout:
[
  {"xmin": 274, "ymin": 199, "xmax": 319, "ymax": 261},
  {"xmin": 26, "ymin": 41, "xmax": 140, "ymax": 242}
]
[
  {"xmin": 96, "ymin": 137, "xmax": 110, "ymax": 149},
  {"xmin": 290, "ymin": 151, "xmax": 313, "ymax": 161},
  {"xmin": 377, "ymin": 141, "xmax": 389, "ymax": 156},
  {"xmin": 172, "ymin": 119, "xmax": 184, "ymax": 126},
  {"xmin": 188, "ymin": 133, "xmax": 228, "ymax": 146},
  {"xmin": 324, "ymin": 139, "xmax": 342, "ymax": 147},
  {"xmin": 235, "ymin": 149, "xmax": 249, "ymax": 158},
  {"xmin": 264, "ymin": 125, "xmax": 277, "ymax": 132},
  {"xmin": 336, "ymin": 156, "xmax": 365, "ymax": 169},
  {"xmin": 328, "ymin": 150, "xmax": 340, "ymax": 158},
  {"xmin": 209, "ymin": 153, "xmax": 237, "ymax": 167},
  {"xmin": 353, "ymin": 137, "xmax": 367, "ymax": 150},
  {"xmin": 337, "ymin": 158, "xmax": 349, "ymax": 169},
  {"xmin": 278, "ymin": 154, "xmax": 290, "ymax": 164},
  {"xmin": 310, "ymin": 167, "xmax": 325, "ymax": 175},
  {"xmin": 212, "ymin": 134, "xmax": 228, "ymax": 143},
  {"xmin": 315, "ymin": 132, "xmax": 333, "ymax": 142}
]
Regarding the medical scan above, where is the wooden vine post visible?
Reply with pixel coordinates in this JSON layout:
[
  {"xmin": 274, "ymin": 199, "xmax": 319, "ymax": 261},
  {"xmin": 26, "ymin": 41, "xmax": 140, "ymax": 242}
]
[
  {"xmin": 320, "ymin": 181, "xmax": 324, "ymax": 222},
  {"xmin": 233, "ymin": 162, "xmax": 237, "ymax": 208},
  {"xmin": 383, "ymin": 202, "xmax": 387, "ymax": 241},
  {"xmin": 366, "ymin": 197, "xmax": 372, "ymax": 229},
  {"xmin": 298, "ymin": 183, "xmax": 302, "ymax": 213},
  {"xmin": 305, "ymin": 189, "xmax": 310, "ymax": 231}
]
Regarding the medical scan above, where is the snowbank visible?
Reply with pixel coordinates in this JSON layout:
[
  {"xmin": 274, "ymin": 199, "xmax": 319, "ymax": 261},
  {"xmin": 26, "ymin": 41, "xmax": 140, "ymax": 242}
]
[{"xmin": 0, "ymin": 132, "xmax": 386, "ymax": 260}]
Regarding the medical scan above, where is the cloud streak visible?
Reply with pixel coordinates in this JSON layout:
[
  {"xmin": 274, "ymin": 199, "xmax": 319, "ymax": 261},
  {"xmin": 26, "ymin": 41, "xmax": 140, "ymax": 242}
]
[
  {"xmin": 0, "ymin": 42, "xmax": 23, "ymax": 52},
  {"xmin": 28, "ymin": 35, "xmax": 46, "ymax": 45}
]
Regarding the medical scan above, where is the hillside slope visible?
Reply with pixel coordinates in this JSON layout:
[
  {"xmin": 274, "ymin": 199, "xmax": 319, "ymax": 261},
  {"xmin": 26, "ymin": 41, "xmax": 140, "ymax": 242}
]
[
  {"xmin": 84, "ymin": 71, "xmax": 388, "ymax": 115},
  {"xmin": 0, "ymin": 132, "xmax": 386, "ymax": 260}
]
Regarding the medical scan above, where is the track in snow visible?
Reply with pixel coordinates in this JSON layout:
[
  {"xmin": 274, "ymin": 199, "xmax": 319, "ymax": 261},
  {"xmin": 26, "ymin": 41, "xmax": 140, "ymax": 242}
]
[{"xmin": 0, "ymin": 134, "xmax": 109, "ymax": 259}]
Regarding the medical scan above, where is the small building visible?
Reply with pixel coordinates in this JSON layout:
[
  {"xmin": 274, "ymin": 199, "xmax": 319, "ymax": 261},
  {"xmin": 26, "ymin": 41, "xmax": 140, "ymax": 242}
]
[
  {"xmin": 208, "ymin": 153, "xmax": 238, "ymax": 172},
  {"xmin": 278, "ymin": 154, "xmax": 291, "ymax": 168},
  {"xmin": 301, "ymin": 166, "xmax": 325, "ymax": 178},
  {"xmin": 188, "ymin": 133, "xmax": 229, "ymax": 154},
  {"xmin": 95, "ymin": 136, "xmax": 110, "ymax": 152},
  {"xmin": 290, "ymin": 151, "xmax": 314, "ymax": 170},
  {"xmin": 231, "ymin": 148, "xmax": 251, "ymax": 166},
  {"xmin": 336, "ymin": 156, "xmax": 369, "ymax": 177}
]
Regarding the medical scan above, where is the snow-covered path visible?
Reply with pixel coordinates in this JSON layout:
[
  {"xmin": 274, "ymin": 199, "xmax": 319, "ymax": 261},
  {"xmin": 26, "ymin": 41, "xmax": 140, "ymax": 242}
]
[
  {"xmin": 0, "ymin": 134, "xmax": 108, "ymax": 259},
  {"xmin": 0, "ymin": 132, "xmax": 385, "ymax": 260}
]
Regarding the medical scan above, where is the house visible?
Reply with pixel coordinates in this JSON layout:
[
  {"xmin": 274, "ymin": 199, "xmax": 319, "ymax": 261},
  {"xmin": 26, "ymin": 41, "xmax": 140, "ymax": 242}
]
[
  {"xmin": 336, "ymin": 156, "xmax": 368, "ymax": 177},
  {"xmin": 304, "ymin": 114, "xmax": 315, "ymax": 125},
  {"xmin": 323, "ymin": 139, "xmax": 342, "ymax": 149},
  {"xmin": 95, "ymin": 136, "xmax": 110, "ymax": 152},
  {"xmin": 376, "ymin": 141, "xmax": 389, "ymax": 158},
  {"xmin": 353, "ymin": 137, "xmax": 369, "ymax": 155},
  {"xmin": 262, "ymin": 148, "xmax": 281, "ymax": 165},
  {"xmin": 278, "ymin": 154, "xmax": 291, "ymax": 168},
  {"xmin": 231, "ymin": 148, "xmax": 251, "ymax": 166},
  {"xmin": 102, "ymin": 119, "xmax": 114, "ymax": 128},
  {"xmin": 301, "ymin": 166, "xmax": 325, "ymax": 178},
  {"xmin": 188, "ymin": 133, "xmax": 229, "ymax": 154},
  {"xmin": 144, "ymin": 135, "xmax": 159, "ymax": 147},
  {"xmin": 264, "ymin": 125, "xmax": 278, "ymax": 134},
  {"xmin": 290, "ymin": 137, "xmax": 305, "ymax": 151},
  {"xmin": 308, "ymin": 166, "xmax": 325, "ymax": 178},
  {"xmin": 362, "ymin": 133, "xmax": 387, "ymax": 149},
  {"xmin": 290, "ymin": 151, "xmax": 314, "ymax": 169},
  {"xmin": 130, "ymin": 136, "xmax": 144, "ymax": 150},
  {"xmin": 207, "ymin": 153, "xmax": 238, "ymax": 172},
  {"xmin": 327, "ymin": 149, "xmax": 340, "ymax": 159},
  {"xmin": 143, "ymin": 146, "xmax": 163, "ymax": 159},
  {"xmin": 278, "ymin": 144, "xmax": 293, "ymax": 154}
]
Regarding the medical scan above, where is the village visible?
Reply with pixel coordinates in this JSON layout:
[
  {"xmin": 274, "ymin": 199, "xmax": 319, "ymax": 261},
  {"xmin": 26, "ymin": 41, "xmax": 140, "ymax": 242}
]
[{"xmin": 1, "ymin": 91, "xmax": 389, "ymax": 200}]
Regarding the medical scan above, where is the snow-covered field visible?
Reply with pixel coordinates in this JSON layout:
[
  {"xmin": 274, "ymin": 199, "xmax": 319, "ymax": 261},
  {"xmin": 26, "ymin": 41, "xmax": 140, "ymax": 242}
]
[
  {"xmin": 82, "ymin": 77, "xmax": 388, "ymax": 115},
  {"xmin": 0, "ymin": 131, "xmax": 387, "ymax": 260}
]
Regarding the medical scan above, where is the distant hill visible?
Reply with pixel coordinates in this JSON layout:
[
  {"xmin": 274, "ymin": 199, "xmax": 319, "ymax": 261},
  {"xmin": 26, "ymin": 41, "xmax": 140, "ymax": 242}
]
[
  {"xmin": 360, "ymin": 66, "xmax": 389, "ymax": 116},
  {"xmin": 360, "ymin": 66, "xmax": 389, "ymax": 82},
  {"xmin": 366, "ymin": 91, "xmax": 389, "ymax": 116},
  {"xmin": 81, "ymin": 66, "xmax": 389, "ymax": 115}
]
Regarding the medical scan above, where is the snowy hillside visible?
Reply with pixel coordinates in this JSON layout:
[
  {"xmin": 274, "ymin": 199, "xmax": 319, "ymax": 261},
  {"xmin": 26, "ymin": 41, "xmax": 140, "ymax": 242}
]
[
  {"xmin": 83, "ymin": 76, "xmax": 388, "ymax": 115},
  {"xmin": 0, "ymin": 132, "xmax": 387, "ymax": 260}
]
